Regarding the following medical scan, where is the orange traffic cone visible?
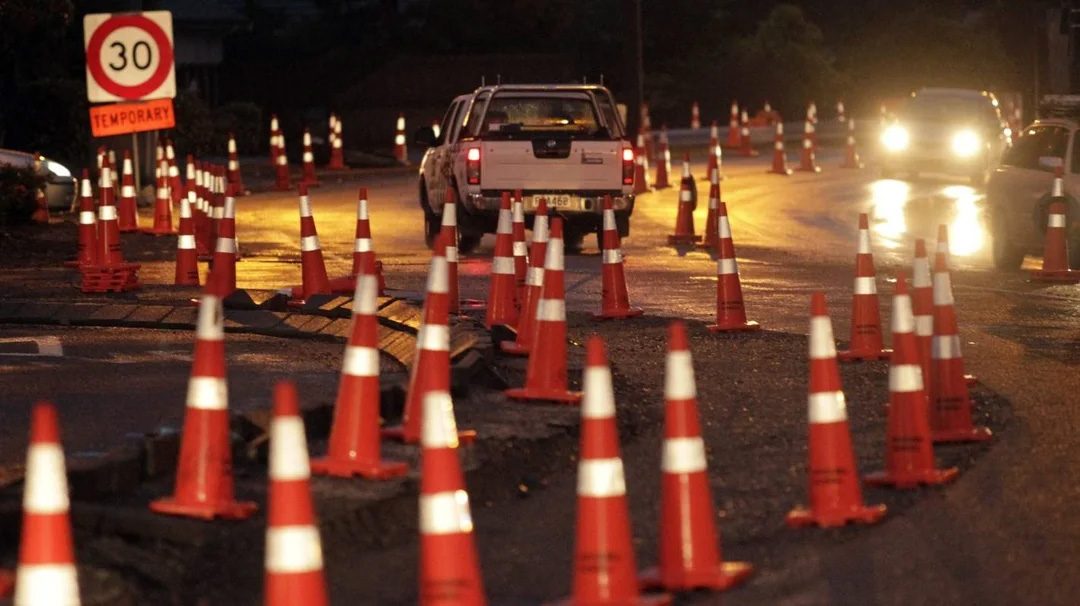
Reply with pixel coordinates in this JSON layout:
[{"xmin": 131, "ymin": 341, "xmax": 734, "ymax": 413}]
[
  {"xmin": 192, "ymin": 161, "xmax": 214, "ymax": 260},
  {"xmin": 14, "ymin": 402, "xmax": 80, "ymax": 605},
  {"xmin": 30, "ymin": 185, "xmax": 49, "ymax": 224},
  {"xmin": 807, "ymin": 102, "xmax": 819, "ymax": 153},
  {"xmin": 700, "ymin": 181, "xmax": 721, "ymax": 253},
  {"xmin": 708, "ymin": 202, "xmax": 759, "ymax": 332},
  {"xmin": 930, "ymin": 252, "xmax": 992, "ymax": 443},
  {"xmin": 485, "ymin": 192, "xmax": 519, "ymax": 329},
  {"xmin": 1032, "ymin": 173, "xmax": 1078, "ymax": 281},
  {"xmin": 737, "ymin": 110, "xmax": 758, "ymax": 157},
  {"xmin": 264, "ymin": 381, "xmax": 329, "ymax": 606},
  {"xmin": 301, "ymin": 128, "xmax": 319, "ymax": 186},
  {"xmin": 150, "ymin": 276, "xmax": 257, "ymax": 519},
  {"xmin": 836, "ymin": 100, "xmax": 846, "ymax": 124},
  {"xmin": 787, "ymin": 293, "xmax": 887, "ymax": 528},
  {"xmin": 439, "ymin": 187, "xmax": 461, "ymax": 314},
  {"xmin": 501, "ymin": 199, "xmax": 549, "ymax": 356},
  {"xmin": 911, "ymin": 239, "xmax": 934, "ymax": 401},
  {"xmin": 653, "ymin": 127, "xmax": 672, "ymax": 189},
  {"xmin": 865, "ymin": 272, "xmax": 959, "ymax": 488},
  {"xmin": 633, "ymin": 133, "xmax": 651, "ymax": 194},
  {"xmin": 294, "ymin": 184, "xmax": 332, "ymax": 302},
  {"xmin": 667, "ymin": 156, "xmax": 700, "ymax": 246},
  {"xmin": 209, "ymin": 166, "xmax": 225, "ymax": 246},
  {"xmin": 117, "ymin": 150, "xmax": 139, "ymax": 232},
  {"xmin": 275, "ymin": 129, "xmax": 291, "ymax": 192},
  {"xmin": 708, "ymin": 120, "xmax": 720, "ymax": 157},
  {"xmin": 394, "ymin": 114, "xmax": 408, "ymax": 165},
  {"xmin": 724, "ymin": 101, "xmax": 740, "ymax": 149},
  {"xmin": 935, "ymin": 224, "xmax": 951, "ymax": 271},
  {"xmin": 594, "ymin": 194, "xmax": 643, "ymax": 319},
  {"xmin": 166, "ymin": 138, "xmax": 183, "ymax": 206},
  {"xmin": 796, "ymin": 119, "xmax": 821, "ymax": 173},
  {"xmin": 768, "ymin": 122, "xmax": 792, "ymax": 175},
  {"xmin": 94, "ymin": 162, "xmax": 123, "ymax": 267},
  {"xmin": 312, "ymin": 258, "xmax": 407, "ymax": 479},
  {"xmin": 226, "ymin": 132, "xmax": 245, "ymax": 194},
  {"xmin": 144, "ymin": 159, "xmax": 176, "ymax": 235},
  {"xmin": 418, "ymin": 374, "xmax": 485, "ymax": 605},
  {"xmin": 73, "ymin": 171, "xmax": 97, "ymax": 267},
  {"xmin": 505, "ymin": 217, "xmax": 582, "ymax": 404},
  {"xmin": 210, "ymin": 184, "xmax": 238, "ymax": 295},
  {"xmin": 840, "ymin": 119, "xmax": 863, "ymax": 169},
  {"xmin": 349, "ymin": 188, "xmax": 387, "ymax": 295},
  {"xmin": 383, "ymin": 235, "xmax": 476, "ymax": 444},
  {"xmin": 328, "ymin": 113, "xmax": 346, "ymax": 169},
  {"xmin": 174, "ymin": 195, "xmax": 200, "ymax": 286},
  {"xmin": 558, "ymin": 336, "xmax": 670, "ymax": 605},
  {"xmin": 838, "ymin": 214, "xmax": 890, "ymax": 361},
  {"xmin": 706, "ymin": 132, "xmax": 722, "ymax": 185},
  {"xmin": 511, "ymin": 191, "xmax": 528, "ymax": 298},
  {"xmin": 270, "ymin": 114, "xmax": 281, "ymax": 168},
  {"xmin": 690, "ymin": 101, "xmax": 701, "ymax": 130},
  {"xmin": 640, "ymin": 322, "xmax": 753, "ymax": 592}
]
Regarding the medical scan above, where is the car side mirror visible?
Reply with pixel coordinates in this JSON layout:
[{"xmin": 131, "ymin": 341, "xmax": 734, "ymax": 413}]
[
  {"xmin": 414, "ymin": 126, "xmax": 437, "ymax": 148},
  {"xmin": 1038, "ymin": 156, "xmax": 1064, "ymax": 172}
]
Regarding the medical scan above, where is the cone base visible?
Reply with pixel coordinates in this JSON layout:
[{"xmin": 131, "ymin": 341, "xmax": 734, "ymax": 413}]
[
  {"xmin": 592, "ymin": 306, "xmax": 644, "ymax": 320},
  {"xmin": 547, "ymin": 592, "xmax": 672, "ymax": 606},
  {"xmin": 639, "ymin": 561, "xmax": 754, "ymax": 592},
  {"xmin": 864, "ymin": 466, "xmax": 959, "ymax": 489},
  {"xmin": 504, "ymin": 387, "xmax": 582, "ymax": 404},
  {"xmin": 768, "ymin": 167, "xmax": 792, "ymax": 176},
  {"xmin": 708, "ymin": 320, "xmax": 761, "ymax": 332},
  {"xmin": 310, "ymin": 456, "xmax": 409, "ymax": 479},
  {"xmin": 785, "ymin": 503, "xmax": 887, "ymax": 528},
  {"xmin": 499, "ymin": 341, "xmax": 531, "ymax": 356},
  {"xmin": 667, "ymin": 234, "xmax": 703, "ymax": 245},
  {"xmin": 380, "ymin": 425, "xmax": 477, "ymax": 445},
  {"xmin": 149, "ymin": 496, "xmax": 257, "ymax": 520},
  {"xmin": 837, "ymin": 348, "xmax": 892, "ymax": 362},
  {"xmin": 140, "ymin": 227, "xmax": 178, "ymax": 236},
  {"xmin": 1030, "ymin": 270, "xmax": 1080, "ymax": 283},
  {"xmin": 932, "ymin": 426, "xmax": 992, "ymax": 443},
  {"xmin": 966, "ymin": 374, "xmax": 977, "ymax": 385}
]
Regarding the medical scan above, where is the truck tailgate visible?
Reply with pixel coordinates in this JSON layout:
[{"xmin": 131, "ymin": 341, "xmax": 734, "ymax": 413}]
[{"xmin": 481, "ymin": 140, "xmax": 621, "ymax": 190}]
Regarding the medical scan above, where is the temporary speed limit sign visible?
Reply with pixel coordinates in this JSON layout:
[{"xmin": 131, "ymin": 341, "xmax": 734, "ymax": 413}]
[{"xmin": 84, "ymin": 11, "xmax": 176, "ymax": 103}]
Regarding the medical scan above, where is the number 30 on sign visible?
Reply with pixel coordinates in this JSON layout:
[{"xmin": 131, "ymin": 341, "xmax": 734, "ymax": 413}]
[{"xmin": 84, "ymin": 11, "xmax": 176, "ymax": 103}]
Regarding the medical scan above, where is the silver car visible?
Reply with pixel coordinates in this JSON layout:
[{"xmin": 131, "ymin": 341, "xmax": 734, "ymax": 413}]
[
  {"xmin": 986, "ymin": 117, "xmax": 1078, "ymax": 269},
  {"xmin": 0, "ymin": 148, "xmax": 77, "ymax": 211}
]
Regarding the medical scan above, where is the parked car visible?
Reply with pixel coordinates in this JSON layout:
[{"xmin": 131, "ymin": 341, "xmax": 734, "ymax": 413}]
[
  {"xmin": 0, "ymin": 148, "xmax": 77, "ymax": 211},
  {"xmin": 879, "ymin": 88, "xmax": 1011, "ymax": 186},
  {"xmin": 415, "ymin": 84, "xmax": 635, "ymax": 253},
  {"xmin": 987, "ymin": 110, "xmax": 1080, "ymax": 270}
]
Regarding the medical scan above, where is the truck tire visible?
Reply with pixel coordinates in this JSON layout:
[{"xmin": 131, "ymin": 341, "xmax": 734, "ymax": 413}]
[
  {"xmin": 424, "ymin": 210, "xmax": 440, "ymax": 248},
  {"xmin": 458, "ymin": 235, "xmax": 481, "ymax": 255},
  {"xmin": 990, "ymin": 208, "xmax": 1024, "ymax": 270}
]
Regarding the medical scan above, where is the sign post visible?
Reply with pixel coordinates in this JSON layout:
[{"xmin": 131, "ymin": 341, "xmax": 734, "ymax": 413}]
[{"xmin": 84, "ymin": 11, "xmax": 177, "ymax": 192}]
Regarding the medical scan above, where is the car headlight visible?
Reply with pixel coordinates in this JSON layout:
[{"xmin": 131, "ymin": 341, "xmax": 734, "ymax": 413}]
[
  {"xmin": 951, "ymin": 130, "xmax": 981, "ymax": 158},
  {"xmin": 881, "ymin": 125, "xmax": 909, "ymax": 152},
  {"xmin": 45, "ymin": 160, "xmax": 71, "ymax": 178}
]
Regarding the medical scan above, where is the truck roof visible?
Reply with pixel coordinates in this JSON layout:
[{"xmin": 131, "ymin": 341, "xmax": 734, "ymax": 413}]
[{"xmin": 469, "ymin": 84, "xmax": 614, "ymax": 95}]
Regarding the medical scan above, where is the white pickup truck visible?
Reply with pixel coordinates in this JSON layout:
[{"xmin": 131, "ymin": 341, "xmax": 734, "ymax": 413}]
[{"xmin": 415, "ymin": 84, "xmax": 636, "ymax": 253}]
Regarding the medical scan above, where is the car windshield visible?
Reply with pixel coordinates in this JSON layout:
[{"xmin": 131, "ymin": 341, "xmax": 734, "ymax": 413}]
[
  {"xmin": 471, "ymin": 94, "xmax": 602, "ymax": 139},
  {"xmin": 903, "ymin": 97, "xmax": 994, "ymax": 125}
]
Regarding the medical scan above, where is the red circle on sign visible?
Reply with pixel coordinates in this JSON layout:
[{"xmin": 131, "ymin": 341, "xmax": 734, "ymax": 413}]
[{"xmin": 86, "ymin": 14, "xmax": 173, "ymax": 100}]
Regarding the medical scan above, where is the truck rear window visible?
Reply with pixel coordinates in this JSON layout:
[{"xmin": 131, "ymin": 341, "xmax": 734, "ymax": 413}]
[{"xmin": 469, "ymin": 96, "xmax": 602, "ymax": 139}]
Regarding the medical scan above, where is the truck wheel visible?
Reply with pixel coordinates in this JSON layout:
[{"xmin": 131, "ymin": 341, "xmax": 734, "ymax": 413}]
[
  {"xmin": 563, "ymin": 229, "xmax": 585, "ymax": 254},
  {"xmin": 458, "ymin": 235, "xmax": 481, "ymax": 255},
  {"xmin": 990, "ymin": 210, "xmax": 1024, "ymax": 270},
  {"xmin": 424, "ymin": 211, "xmax": 440, "ymax": 249}
]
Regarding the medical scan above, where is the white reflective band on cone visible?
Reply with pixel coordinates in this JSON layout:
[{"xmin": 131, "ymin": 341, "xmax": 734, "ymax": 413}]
[
  {"xmin": 79, "ymin": 211, "xmax": 95, "ymax": 225},
  {"xmin": 303, "ymin": 132, "xmax": 312, "ymax": 146},
  {"xmin": 121, "ymin": 185, "xmax": 135, "ymax": 197},
  {"xmin": 775, "ymin": 141, "xmax": 783, "ymax": 150},
  {"xmin": 1049, "ymin": 213, "xmax": 1066, "ymax": 228},
  {"xmin": 544, "ymin": 238, "xmax": 564, "ymax": 270},
  {"xmin": 14, "ymin": 565, "xmax": 80, "ymax": 605},
  {"xmin": 333, "ymin": 139, "xmax": 342, "ymax": 149},
  {"xmin": 212, "ymin": 207, "xmax": 224, "ymax": 220},
  {"xmin": 417, "ymin": 323, "xmax": 450, "ymax": 352},
  {"xmin": 277, "ymin": 155, "xmax": 287, "ymax": 166},
  {"xmin": 536, "ymin": 298, "xmax": 565, "ymax": 322},
  {"xmin": 445, "ymin": 245, "xmax": 458, "ymax": 263},
  {"xmin": 662, "ymin": 437, "xmax": 707, "ymax": 474},
  {"xmin": 525, "ymin": 267, "xmax": 544, "ymax": 286},
  {"xmin": 889, "ymin": 364, "xmax": 924, "ymax": 392},
  {"xmin": 169, "ymin": 166, "xmax": 179, "ymax": 177},
  {"xmin": 891, "ymin": 295, "xmax": 914, "ymax": 333},
  {"xmin": 915, "ymin": 314, "xmax": 933, "ymax": 337},
  {"xmin": 492, "ymin": 256, "xmax": 515, "ymax": 274},
  {"xmin": 269, "ymin": 417, "xmax": 310, "ymax": 480},
  {"xmin": 426, "ymin": 256, "xmax": 449, "ymax": 293},
  {"xmin": 719, "ymin": 217, "xmax": 732, "ymax": 238},
  {"xmin": 265, "ymin": 526, "xmax": 323, "ymax": 573},
  {"xmin": 228, "ymin": 160, "xmax": 239, "ymax": 170},
  {"xmin": 357, "ymin": 200, "xmax": 369, "ymax": 220},
  {"xmin": 857, "ymin": 230, "xmax": 872, "ymax": 254},
  {"xmin": 513, "ymin": 241, "xmax": 528, "ymax": 256},
  {"xmin": 342, "ymin": 345, "xmax": 379, "ymax": 378},
  {"xmin": 808, "ymin": 391, "xmax": 847, "ymax": 424},
  {"xmin": 394, "ymin": 134, "xmax": 406, "ymax": 146},
  {"xmin": 717, "ymin": 257, "xmax": 738, "ymax": 275},
  {"xmin": 803, "ymin": 139, "xmax": 812, "ymax": 149},
  {"xmin": 419, "ymin": 490, "xmax": 474, "ymax": 535},
  {"xmin": 178, "ymin": 234, "xmax": 196, "ymax": 249},
  {"xmin": 352, "ymin": 275, "xmax": 379, "ymax": 314},
  {"xmin": 298, "ymin": 196, "xmax": 313, "ymax": 217},
  {"xmin": 215, "ymin": 238, "xmax": 237, "ymax": 254},
  {"xmin": 228, "ymin": 139, "xmax": 237, "ymax": 153},
  {"xmin": 421, "ymin": 390, "xmax": 459, "ymax": 449},
  {"xmin": 932, "ymin": 335, "xmax": 962, "ymax": 360},
  {"xmin": 354, "ymin": 238, "xmax": 372, "ymax": 253},
  {"xmin": 577, "ymin": 458, "xmax": 626, "ymax": 498},
  {"xmin": 98, "ymin": 205, "xmax": 117, "ymax": 221},
  {"xmin": 603, "ymin": 211, "xmax": 617, "ymax": 231},
  {"xmin": 664, "ymin": 351, "xmax": 696, "ymax": 400},
  {"xmin": 912, "ymin": 260, "xmax": 931, "ymax": 287},
  {"xmin": 300, "ymin": 235, "xmax": 321, "ymax": 252},
  {"xmin": 933, "ymin": 272, "xmax": 954, "ymax": 306},
  {"xmin": 809, "ymin": 316, "xmax": 837, "ymax": 359},
  {"xmin": 303, "ymin": 152, "xmax": 313, "ymax": 163},
  {"xmin": 853, "ymin": 276, "xmax": 877, "ymax": 295},
  {"xmin": 186, "ymin": 376, "xmax": 228, "ymax": 411},
  {"xmin": 23, "ymin": 443, "xmax": 69, "ymax": 513},
  {"xmin": 582, "ymin": 366, "xmax": 615, "ymax": 419},
  {"xmin": 680, "ymin": 189, "xmax": 691, "ymax": 202},
  {"xmin": 602, "ymin": 249, "xmax": 622, "ymax": 264}
]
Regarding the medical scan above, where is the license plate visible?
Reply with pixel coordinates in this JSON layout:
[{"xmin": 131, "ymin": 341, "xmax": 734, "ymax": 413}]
[{"xmin": 528, "ymin": 195, "xmax": 575, "ymax": 210}]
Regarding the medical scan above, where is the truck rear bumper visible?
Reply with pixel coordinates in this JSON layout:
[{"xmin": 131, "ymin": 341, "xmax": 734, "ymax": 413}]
[
  {"xmin": 463, "ymin": 192, "xmax": 633, "ymax": 213},
  {"xmin": 458, "ymin": 192, "xmax": 634, "ymax": 238}
]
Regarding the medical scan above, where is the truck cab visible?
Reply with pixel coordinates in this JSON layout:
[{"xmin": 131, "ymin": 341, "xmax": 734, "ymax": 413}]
[{"xmin": 416, "ymin": 84, "xmax": 635, "ymax": 253}]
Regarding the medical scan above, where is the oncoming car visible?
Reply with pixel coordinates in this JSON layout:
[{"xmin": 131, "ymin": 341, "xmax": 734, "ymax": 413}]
[
  {"xmin": 0, "ymin": 148, "xmax": 77, "ymax": 211},
  {"xmin": 879, "ymin": 88, "xmax": 1010, "ymax": 186}
]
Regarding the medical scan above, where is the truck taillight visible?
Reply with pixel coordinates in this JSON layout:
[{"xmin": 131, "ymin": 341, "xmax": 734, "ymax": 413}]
[
  {"xmin": 466, "ymin": 147, "xmax": 481, "ymax": 185},
  {"xmin": 621, "ymin": 146, "xmax": 634, "ymax": 186}
]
